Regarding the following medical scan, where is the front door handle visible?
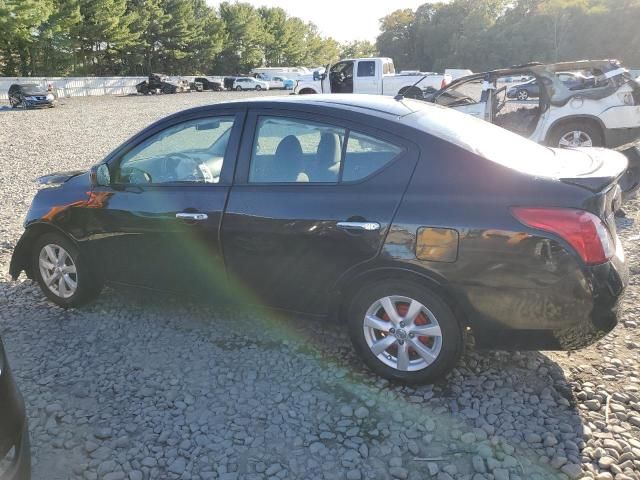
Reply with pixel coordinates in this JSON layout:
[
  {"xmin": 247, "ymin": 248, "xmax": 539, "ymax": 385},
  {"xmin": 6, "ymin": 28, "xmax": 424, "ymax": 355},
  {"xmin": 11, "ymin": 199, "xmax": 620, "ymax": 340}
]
[
  {"xmin": 337, "ymin": 221, "xmax": 380, "ymax": 231},
  {"xmin": 176, "ymin": 212, "xmax": 208, "ymax": 221}
]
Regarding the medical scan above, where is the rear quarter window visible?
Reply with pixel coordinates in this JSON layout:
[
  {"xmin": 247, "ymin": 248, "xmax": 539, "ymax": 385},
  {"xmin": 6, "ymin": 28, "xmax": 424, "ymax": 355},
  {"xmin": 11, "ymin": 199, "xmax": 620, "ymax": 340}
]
[{"xmin": 342, "ymin": 132, "xmax": 403, "ymax": 182}]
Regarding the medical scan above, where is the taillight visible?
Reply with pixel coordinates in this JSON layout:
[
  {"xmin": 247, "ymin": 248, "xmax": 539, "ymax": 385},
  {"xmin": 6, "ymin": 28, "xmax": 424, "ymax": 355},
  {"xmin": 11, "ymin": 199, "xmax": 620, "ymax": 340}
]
[{"xmin": 511, "ymin": 207, "xmax": 614, "ymax": 265}]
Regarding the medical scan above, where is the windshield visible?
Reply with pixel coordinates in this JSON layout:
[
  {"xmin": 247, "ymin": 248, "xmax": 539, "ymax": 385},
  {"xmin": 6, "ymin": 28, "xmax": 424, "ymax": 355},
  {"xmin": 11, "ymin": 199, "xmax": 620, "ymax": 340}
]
[
  {"xmin": 401, "ymin": 100, "xmax": 586, "ymax": 178},
  {"xmin": 20, "ymin": 84, "xmax": 46, "ymax": 94}
]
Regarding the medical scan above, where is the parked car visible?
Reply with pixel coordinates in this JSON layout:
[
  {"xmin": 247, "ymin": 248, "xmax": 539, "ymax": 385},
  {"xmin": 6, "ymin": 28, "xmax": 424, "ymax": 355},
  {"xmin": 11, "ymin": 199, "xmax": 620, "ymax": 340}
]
[
  {"xmin": 263, "ymin": 75, "xmax": 294, "ymax": 90},
  {"xmin": 8, "ymin": 84, "xmax": 55, "ymax": 109},
  {"xmin": 136, "ymin": 73, "xmax": 178, "ymax": 94},
  {"xmin": 192, "ymin": 77, "xmax": 223, "ymax": 92},
  {"xmin": 0, "ymin": 336, "xmax": 31, "ymax": 479},
  {"xmin": 294, "ymin": 57, "xmax": 451, "ymax": 98},
  {"xmin": 431, "ymin": 60, "xmax": 640, "ymax": 150},
  {"xmin": 507, "ymin": 71, "xmax": 595, "ymax": 100},
  {"xmin": 233, "ymin": 77, "xmax": 269, "ymax": 91},
  {"xmin": 10, "ymin": 95, "xmax": 628, "ymax": 384}
]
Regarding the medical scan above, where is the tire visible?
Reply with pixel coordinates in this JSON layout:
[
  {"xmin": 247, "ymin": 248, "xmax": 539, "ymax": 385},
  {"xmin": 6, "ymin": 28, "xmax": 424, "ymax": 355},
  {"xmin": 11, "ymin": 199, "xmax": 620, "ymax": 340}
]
[
  {"xmin": 398, "ymin": 86, "xmax": 423, "ymax": 100},
  {"xmin": 235, "ymin": 86, "xmax": 243, "ymax": 91},
  {"xmin": 547, "ymin": 121, "xmax": 603, "ymax": 148},
  {"xmin": 32, "ymin": 232, "xmax": 102, "ymax": 308},
  {"xmin": 516, "ymin": 89, "xmax": 529, "ymax": 101},
  {"xmin": 255, "ymin": 85, "xmax": 262, "ymax": 91},
  {"xmin": 347, "ymin": 280, "xmax": 463, "ymax": 384}
]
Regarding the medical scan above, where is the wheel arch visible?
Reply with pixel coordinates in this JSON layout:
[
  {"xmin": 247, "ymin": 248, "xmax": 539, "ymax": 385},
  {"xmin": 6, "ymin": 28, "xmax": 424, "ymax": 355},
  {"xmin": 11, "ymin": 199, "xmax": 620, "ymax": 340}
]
[
  {"xmin": 10, "ymin": 222, "xmax": 78, "ymax": 280},
  {"xmin": 545, "ymin": 115, "xmax": 605, "ymax": 146},
  {"xmin": 332, "ymin": 265, "xmax": 470, "ymax": 329}
]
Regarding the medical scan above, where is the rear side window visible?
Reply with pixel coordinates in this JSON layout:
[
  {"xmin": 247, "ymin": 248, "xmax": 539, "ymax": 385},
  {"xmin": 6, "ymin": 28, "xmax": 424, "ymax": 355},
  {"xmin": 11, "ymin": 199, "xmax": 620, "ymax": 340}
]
[
  {"xmin": 343, "ymin": 132, "xmax": 403, "ymax": 182},
  {"xmin": 358, "ymin": 61, "xmax": 376, "ymax": 77},
  {"xmin": 249, "ymin": 116, "xmax": 402, "ymax": 184}
]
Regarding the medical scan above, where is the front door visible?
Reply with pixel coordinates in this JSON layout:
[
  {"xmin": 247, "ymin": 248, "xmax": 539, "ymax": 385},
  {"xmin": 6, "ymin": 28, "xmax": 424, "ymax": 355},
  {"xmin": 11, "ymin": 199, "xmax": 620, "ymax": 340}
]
[
  {"xmin": 86, "ymin": 111, "xmax": 244, "ymax": 295},
  {"xmin": 434, "ymin": 76, "xmax": 491, "ymax": 120},
  {"xmin": 221, "ymin": 110, "xmax": 419, "ymax": 314}
]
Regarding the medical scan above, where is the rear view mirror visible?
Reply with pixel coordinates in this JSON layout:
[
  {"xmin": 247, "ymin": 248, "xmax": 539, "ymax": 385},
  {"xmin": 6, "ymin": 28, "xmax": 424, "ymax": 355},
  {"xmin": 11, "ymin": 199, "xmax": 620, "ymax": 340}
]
[
  {"xmin": 196, "ymin": 120, "xmax": 220, "ymax": 130},
  {"xmin": 91, "ymin": 164, "xmax": 111, "ymax": 187}
]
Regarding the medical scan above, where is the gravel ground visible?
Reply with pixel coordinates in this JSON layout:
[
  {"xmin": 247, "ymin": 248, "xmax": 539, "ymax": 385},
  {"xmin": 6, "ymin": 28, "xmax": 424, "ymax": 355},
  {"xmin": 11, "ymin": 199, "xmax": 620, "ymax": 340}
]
[{"xmin": 0, "ymin": 93, "xmax": 639, "ymax": 480}]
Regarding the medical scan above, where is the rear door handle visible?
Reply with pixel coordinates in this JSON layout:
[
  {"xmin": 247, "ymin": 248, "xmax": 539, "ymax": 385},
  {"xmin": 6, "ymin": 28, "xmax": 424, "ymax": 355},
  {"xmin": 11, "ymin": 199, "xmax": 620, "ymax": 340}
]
[
  {"xmin": 176, "ymin": 212, "xmax": 208, "ymax": 221},
  {"xmin": 337, "ymin": 221, "xmax": 380, "ymax": 231}
]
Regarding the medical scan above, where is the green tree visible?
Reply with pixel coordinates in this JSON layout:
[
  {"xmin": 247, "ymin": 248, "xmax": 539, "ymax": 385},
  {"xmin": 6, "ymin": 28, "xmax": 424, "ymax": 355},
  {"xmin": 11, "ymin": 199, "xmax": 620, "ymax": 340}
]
[
  {"xmin": 340, "ymin": 40, "xmax": 376, "ymax": 59},
  {"xmin": 217, "ymin": 1, "xmax": 266, "ymax": 73}
]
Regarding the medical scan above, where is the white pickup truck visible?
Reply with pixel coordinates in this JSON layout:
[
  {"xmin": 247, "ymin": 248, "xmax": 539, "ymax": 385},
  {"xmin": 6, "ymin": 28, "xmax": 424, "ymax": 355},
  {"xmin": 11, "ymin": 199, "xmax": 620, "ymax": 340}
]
[{"xmin": 293, "ymin": 57, "xmax": 451, "ymax": 98}]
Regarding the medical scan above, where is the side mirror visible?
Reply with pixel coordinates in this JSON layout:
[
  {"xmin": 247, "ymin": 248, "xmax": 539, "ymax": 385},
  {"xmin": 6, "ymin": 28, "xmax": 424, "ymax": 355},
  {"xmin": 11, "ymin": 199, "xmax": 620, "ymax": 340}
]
[
  {"xmin": 313, "ymin": 71, "xmax": 319, "ymax": 81},
  {"xmin": 320, "ymin": 73, "xmax": 327, "ymax": 81},
  {"xmin": 90, "ymin": 164, "xmax": 111, "ymax": 187}
]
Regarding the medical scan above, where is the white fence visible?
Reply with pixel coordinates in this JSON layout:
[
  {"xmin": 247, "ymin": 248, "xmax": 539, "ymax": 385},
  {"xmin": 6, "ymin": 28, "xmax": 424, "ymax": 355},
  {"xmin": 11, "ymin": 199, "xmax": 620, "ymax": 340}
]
[{"xmin": 0, "ymin": 76, "xmax": 147, "ymax": 100}]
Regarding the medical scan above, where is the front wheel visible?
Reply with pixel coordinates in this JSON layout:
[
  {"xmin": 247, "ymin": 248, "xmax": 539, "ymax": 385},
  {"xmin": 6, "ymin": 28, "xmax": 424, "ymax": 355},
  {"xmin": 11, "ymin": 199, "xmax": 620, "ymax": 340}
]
[
  {"xmin": 516, "ymin": 89, "xmax": 529, "ymax": 100},
  {"xmin": 235, "ymin": 86, "xmax": 243, "ymax": 91},
  {"xmin": 32, "ymin": 233, "xmax": 102, "ymax": 308},
  {"xmin": 347, "ymin": 280, "xmax": 463, "ymax": 384},
  {"xmin": 255, "ymin": 85, "xmax": 262, "ymax": 91}
]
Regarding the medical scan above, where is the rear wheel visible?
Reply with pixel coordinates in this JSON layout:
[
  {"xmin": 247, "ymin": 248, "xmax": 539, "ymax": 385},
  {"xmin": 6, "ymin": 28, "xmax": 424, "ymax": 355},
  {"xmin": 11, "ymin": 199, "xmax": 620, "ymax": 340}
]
[
  {"xmin": 347, "ymin": 280, "xmax": 463, "ymax": 384},
  {"xmin": 516, "ymin": 89, "xmax": 529, "ymax": 100},
  {"xmin": 32, "ymin": 233, "xmax": 102, "ymax": 308},
  {"xmin": 398, "ymin": 86, "xmax": 423, "ymax": 100},
  {"xmin": 255, "ymin": 85, "xmax": 262, "ymax": 91},
  {"xmin": 548, "ymin": 121, "xmax": 603, "ymax": 148},
  {"xmin": 235, "ymin": 86, "xmax": 243, "ymax": 91}
]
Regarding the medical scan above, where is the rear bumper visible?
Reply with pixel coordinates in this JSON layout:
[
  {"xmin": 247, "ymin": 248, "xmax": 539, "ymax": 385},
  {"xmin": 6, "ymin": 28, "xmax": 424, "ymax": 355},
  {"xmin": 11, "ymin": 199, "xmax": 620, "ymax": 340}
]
[{"xmin": 469, "ymin": 244, "xmax": 628, "ymax": 351}]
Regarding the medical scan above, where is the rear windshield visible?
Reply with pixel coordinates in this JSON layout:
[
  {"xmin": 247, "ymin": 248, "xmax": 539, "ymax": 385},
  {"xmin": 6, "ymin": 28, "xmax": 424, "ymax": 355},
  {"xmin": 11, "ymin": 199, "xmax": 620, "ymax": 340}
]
[{"xmin": 401, "ymin": 100, "xmax": 578, "ymax": 178}]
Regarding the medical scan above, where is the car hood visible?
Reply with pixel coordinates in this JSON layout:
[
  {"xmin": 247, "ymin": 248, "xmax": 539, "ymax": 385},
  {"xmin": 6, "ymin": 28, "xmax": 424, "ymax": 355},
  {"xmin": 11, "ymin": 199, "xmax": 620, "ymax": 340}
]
[
  {"xmin": 554, "ymin": 147, "xmax": 628, "ymax": 192},
  {"xmin": 37, "ymin": 170, "xmax": 86, "ymax": 186}
]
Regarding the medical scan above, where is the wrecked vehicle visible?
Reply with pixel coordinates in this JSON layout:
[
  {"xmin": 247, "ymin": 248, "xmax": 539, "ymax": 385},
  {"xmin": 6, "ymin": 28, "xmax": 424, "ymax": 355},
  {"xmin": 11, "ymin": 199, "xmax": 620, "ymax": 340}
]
[
  {"xmin": 135, "ymin": 73, "xmax": 179, "ymax": 95},
  {"xmin": 429, "ymin": 60, "xmax": 640, "ymax": 197},
  {"xmin": 430, "ymin": 60, "xmax": 640, "ymax": 150}
]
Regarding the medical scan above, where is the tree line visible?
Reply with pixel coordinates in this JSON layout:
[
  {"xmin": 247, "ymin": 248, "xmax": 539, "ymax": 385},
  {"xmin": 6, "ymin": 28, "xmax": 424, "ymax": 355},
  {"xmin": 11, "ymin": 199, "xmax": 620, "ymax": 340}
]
[
  {"xmin": 376, "ymin": 0, "xmax": 640, "ymax": 73},
  {"xmin": 0, "ymin": 0, "xmax": 372, "ymax": 76}
]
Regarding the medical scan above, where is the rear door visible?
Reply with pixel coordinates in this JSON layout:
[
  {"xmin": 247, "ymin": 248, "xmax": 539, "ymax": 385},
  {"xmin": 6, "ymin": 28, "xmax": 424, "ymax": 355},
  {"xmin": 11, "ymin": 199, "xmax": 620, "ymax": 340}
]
[
  {"xmin": 354, "ymin": 60, "xmax": 380, "ymax": 94},
  {"xmin": 221, "ymin": 109, "xmax": 419, "ymax": 314}
]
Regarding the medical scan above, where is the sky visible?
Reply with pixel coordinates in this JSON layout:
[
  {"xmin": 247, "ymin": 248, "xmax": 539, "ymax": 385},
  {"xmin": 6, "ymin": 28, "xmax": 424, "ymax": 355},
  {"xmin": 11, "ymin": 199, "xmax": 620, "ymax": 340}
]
[{"xmin": 208, "ymin": 0, "xmax": 432, "ymax": 43}]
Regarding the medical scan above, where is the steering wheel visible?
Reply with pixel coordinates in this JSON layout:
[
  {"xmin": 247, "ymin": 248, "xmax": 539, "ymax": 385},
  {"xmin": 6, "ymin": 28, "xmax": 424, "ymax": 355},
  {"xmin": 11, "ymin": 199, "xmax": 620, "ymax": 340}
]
[{"xmin": 164, "ymin": 153, "xmax": 206, "ymax": 182}]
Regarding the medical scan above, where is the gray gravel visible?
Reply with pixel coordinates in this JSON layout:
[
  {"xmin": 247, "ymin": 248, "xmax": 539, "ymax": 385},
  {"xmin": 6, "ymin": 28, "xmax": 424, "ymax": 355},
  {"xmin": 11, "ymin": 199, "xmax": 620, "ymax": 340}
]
[{"xmin": 1, "ymin": 93, "xmax": 640, "ymax": 480}]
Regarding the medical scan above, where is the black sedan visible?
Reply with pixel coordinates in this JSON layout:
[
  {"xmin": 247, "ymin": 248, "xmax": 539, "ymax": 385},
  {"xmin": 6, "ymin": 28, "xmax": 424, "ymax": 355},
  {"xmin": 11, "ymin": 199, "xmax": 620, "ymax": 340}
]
[
  {"xmin": 0, "ymin": 337, "xmax": 30, "ymax": 479},
  {"xmin": 193, "ymin": 77, "xmax": 223, "ymax": 92},
  {"xmin": 10, "ymin": 95, "xmax": 628, "ymax": 383},
  {"xmin": 8, "ymin": 84, "xmax": 55, "ymax": 109}
]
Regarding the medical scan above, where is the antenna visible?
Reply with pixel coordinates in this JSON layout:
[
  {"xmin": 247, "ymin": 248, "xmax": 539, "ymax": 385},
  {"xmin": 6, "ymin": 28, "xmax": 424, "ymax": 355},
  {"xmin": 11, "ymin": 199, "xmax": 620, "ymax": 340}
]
[{"xmin": 394, "ymin": 73, "xmax": 430, "ymax": 101}]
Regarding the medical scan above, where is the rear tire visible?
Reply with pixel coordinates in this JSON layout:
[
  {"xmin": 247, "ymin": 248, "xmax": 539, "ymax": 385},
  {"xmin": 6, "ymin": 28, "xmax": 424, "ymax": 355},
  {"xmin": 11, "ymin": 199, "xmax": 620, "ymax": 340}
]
[
  {"xmin": 235, "ymin": 86, "xmax": 243, "ymax": 91},
  {"xmin": 32, "ymin": 232, "xmax": 102, "ymax": 308},
  {"xmin": 398, "ymin": 86, "xmax": 423, "ymax": 100},
  {"xmin": 255, "ymin": 85, "xmax": 262, "ymax": 91},
  {"xmin": 547, "ymin": 121, "xmax": 603, "ymax": 148},
  {"xmin": 347, "ymin": 280, "xmax": 463, "ymax": 384},
  {"xmin": 516, "ymin": 89, "xmax": 529, "ymax": 101}
]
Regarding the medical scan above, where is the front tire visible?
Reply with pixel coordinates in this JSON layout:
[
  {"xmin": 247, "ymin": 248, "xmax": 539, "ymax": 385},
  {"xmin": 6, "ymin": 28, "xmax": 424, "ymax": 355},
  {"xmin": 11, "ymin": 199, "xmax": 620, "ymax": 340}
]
[
  {"xmin": 235, "ymin": 86, "xmax": 243, "ymax": 91},
  {"xmin": 347, "ymin": 280, "xmax": 463, "ymax": 384},
  {"xmin": 516, "ymin": 89, "xmax": 529, "ymax": 100},
  {"xmin": 32, "ymin": 233, "xmax": 102, "ymax": 308},
  {"xmin": 255, "ymin": 85, "xmax": 262, "ymax": 91}
]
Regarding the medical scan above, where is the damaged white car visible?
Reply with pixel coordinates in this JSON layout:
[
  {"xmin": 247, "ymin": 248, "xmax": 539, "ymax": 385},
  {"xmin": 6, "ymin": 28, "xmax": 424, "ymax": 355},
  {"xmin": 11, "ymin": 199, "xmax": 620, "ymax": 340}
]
[{"xmin": 429, "ymin": 60, "xmax": 640, "ymax": 151}]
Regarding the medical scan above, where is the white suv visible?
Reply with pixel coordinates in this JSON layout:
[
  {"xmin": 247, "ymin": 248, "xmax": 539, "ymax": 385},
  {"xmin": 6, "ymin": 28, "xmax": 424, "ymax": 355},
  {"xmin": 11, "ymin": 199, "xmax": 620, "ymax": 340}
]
[
  {"xmin": 430, "ymin": 60, "xmax": 640, "ymax": 151},
  {"xmin": 233, "ymin": 77, "xmax": 270, "ymax": 91}
]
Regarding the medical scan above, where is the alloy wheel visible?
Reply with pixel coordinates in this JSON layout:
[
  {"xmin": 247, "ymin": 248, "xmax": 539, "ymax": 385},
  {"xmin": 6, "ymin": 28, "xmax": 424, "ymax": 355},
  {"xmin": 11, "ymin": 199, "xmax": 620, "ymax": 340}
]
[
  {"xmin": 363, "ymin": 295, "xmax": 443, "ymax": 372},
  {"xmin": 517, "ymin": 90, "xmax": 528, "ymax": 100},
  {"xmin": 558, "ymin": 130, "xmax": 593, "ymax": 148},
  {"xmin": 38, "ymin": 243, "xmax": 78, "ymax": 299}
]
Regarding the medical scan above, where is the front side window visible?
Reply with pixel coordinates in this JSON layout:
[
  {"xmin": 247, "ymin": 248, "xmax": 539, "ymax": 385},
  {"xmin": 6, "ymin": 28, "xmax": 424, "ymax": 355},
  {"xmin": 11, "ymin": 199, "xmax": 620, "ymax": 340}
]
[
  {"xmin": 116, "ymin": 116, "xmax": 235, "ymax": 185},
  {"xmin": 357, "ymin": 61, "xmax": 376, "ymax": 77},
  {"xmin": 249, "ymin": 116, "xmax": 403, "ymax": 184}
]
